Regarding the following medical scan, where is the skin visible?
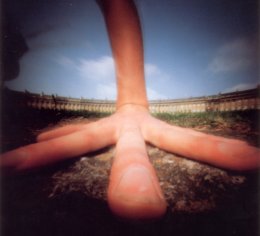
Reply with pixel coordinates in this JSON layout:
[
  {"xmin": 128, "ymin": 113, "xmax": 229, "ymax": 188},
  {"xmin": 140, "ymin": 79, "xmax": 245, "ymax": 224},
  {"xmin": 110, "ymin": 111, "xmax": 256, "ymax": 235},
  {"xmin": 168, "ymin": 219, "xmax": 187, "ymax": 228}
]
[{"xmin": 1, "ymin": 0, "xmax": 260, "ymax": 220}]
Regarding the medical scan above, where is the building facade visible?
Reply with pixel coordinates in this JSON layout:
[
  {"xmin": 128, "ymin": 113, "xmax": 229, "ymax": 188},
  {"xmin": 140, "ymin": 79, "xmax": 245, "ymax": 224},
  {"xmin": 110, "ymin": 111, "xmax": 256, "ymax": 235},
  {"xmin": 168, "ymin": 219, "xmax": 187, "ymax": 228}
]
[{"xmin": 3, "ymin": 87, "xmax": 260, "ymax": 114}]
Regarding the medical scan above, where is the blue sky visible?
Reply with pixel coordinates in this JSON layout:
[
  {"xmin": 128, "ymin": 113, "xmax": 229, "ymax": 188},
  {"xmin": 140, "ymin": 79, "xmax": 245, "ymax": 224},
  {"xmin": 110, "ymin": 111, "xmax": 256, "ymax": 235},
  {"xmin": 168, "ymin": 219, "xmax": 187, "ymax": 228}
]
[{"xmin": 5, "ymin": 0, "xmax": 259, "ymax": 100}]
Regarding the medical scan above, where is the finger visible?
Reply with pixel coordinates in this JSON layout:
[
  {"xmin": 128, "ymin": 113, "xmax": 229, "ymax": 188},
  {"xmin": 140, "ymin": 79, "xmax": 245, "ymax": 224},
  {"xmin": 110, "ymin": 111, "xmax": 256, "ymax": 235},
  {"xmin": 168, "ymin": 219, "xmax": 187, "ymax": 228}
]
[
  {"xmin": 144, "ymin": 118, "xmax": 260, "ymax": 171},
  {"xmin": 108, "ymin": 126, "xmax": 167, "ymax": 220},
  {"xmin": 0, "ymin": 122, "xmax": 116, "ymax": 171},
  {"xmin": 37, "ymin": 123, "xmax": 88, "ymax": 142}
]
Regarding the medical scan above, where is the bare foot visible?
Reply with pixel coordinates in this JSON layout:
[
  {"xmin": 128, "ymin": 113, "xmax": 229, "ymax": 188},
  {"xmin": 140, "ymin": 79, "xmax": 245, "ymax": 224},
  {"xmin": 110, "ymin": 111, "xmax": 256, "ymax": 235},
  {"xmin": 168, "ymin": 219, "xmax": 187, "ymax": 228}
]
[{"xmin": 1, "ymin": 104, "xmax": 259, "ymax": 219}]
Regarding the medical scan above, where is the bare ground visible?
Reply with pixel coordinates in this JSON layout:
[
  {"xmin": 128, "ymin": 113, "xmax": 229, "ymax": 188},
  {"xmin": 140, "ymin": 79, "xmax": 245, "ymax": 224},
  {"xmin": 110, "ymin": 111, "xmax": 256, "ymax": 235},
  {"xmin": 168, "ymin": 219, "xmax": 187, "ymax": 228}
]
[{"xmin": 1, "ymin": 111, "xmax": 259, "ymax": 236}]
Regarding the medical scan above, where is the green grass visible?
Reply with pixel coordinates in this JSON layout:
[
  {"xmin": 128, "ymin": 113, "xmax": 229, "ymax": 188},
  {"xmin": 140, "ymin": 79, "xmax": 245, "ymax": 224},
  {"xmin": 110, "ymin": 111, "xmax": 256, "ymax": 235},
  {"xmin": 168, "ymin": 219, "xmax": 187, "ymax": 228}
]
[
  {"xmin": 153, "ymin": 110, "xmax": 259, "ymax": 130},
  {"xmin": 1, "ymin": 106, "xmax": 259, "ymax": 152}
]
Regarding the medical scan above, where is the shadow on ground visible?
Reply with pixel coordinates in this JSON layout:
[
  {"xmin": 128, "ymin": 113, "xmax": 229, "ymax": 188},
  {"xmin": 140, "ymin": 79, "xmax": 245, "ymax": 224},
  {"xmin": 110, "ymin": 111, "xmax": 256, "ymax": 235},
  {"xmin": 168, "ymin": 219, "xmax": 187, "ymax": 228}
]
[{"xmin": 1, "ymin": 105, "xmax": 259, "ymax": 236}]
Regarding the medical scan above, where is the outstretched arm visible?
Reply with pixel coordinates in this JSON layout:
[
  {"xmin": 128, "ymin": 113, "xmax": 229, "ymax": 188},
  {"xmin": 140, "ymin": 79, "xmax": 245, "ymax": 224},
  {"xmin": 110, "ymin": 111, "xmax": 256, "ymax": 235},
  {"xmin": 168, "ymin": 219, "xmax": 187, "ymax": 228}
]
[
  {"xmin": 97, "ymin": 0, "xmax": 148, "ymax": 109},
  {"xmin": 97, "ymin": 0, "xmax": 167, "ymax": 219}
]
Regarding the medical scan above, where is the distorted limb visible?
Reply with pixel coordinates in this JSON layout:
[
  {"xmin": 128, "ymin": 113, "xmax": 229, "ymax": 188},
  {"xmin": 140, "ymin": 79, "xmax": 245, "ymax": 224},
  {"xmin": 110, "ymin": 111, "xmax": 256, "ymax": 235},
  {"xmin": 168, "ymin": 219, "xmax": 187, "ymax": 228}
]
[{"xmin": 1, "ymin": 0, "xmax": 260, "ymax": 220}]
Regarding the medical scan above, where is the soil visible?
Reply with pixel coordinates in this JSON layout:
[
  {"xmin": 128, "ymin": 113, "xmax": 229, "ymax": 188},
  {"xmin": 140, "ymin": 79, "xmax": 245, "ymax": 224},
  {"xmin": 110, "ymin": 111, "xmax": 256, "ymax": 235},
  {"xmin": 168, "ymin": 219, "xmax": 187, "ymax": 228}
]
[{"xmin": 1, "ymin": 109, "xmax": 259, "ymax": 236}]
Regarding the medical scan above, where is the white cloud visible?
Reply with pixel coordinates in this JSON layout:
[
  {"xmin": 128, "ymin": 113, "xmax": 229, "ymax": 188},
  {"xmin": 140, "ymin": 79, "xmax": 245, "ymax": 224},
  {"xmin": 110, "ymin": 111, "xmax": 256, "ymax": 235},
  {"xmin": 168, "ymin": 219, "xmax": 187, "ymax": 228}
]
[
  {"xmin": 223, "ymin": 83, "xmax": 258, "ymax": 93},
  {"xmin": 96, "ymin": 82, "xmax": 117, "ymax": 99},
  {"xmin": 147, "ymin": 87, "xmax": 166, "ymax": 100},
  {"xmin": 77, "ymin": 56, "xmax": 115, "ymax": 82},
  {"xmin": 145, "ymin": 63, "xmax": 171, "ymax": 100},
  {"xmin": 208, "ymin": 38, "xmax": 256, "ymax": 74},
  {"xmin": 55, "ymin": 55, "xmax": 170, "ymax": 99},
  {"xmin": 145, "ymin": 64, "xmax": 161, "ymax": 77},
  {"xmin": 95, "ymin": 83, "xmax": 167, "ymax": 100},
  {"xmin": 56, "ymin": 56, "xmax": 76, "ymax": 67},
  {"xmin": 56, "ymin": 55, "xmax": 170, "ymax": 83},
  {"xmin": 145, "ymin": 63, "xmax": 170, "ymax": 81}
]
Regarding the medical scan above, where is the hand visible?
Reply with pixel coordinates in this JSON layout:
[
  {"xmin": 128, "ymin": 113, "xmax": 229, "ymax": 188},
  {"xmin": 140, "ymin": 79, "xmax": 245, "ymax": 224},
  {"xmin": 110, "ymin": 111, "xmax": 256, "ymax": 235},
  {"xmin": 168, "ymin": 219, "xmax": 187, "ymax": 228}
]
[{"xmin": 1, "ymin": 104, "xmax": 259, "ymax": 220}]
